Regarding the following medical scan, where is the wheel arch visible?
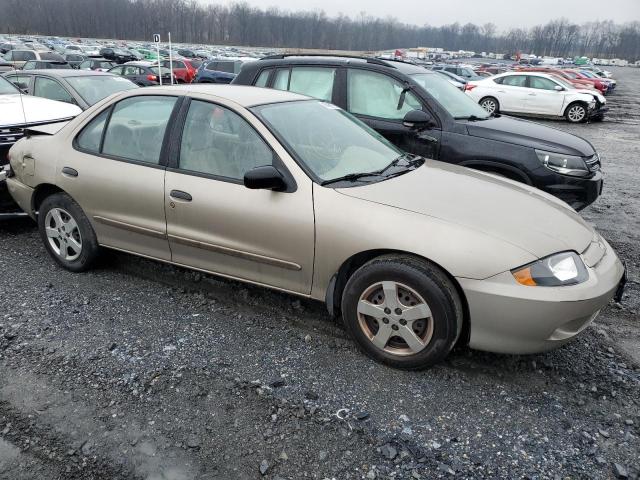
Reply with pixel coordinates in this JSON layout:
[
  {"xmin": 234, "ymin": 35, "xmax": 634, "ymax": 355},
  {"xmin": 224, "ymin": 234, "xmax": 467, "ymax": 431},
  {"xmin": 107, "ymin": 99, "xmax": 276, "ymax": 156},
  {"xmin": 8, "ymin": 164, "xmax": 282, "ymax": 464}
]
[
  {"xmin": 32, "ymin": 183, "xmax": 65, "ymax": 214},
  {"xmin": 564, "ymin": 100, "xmax": 589, "ymax": 117},
  {"xmin": 459, "ymin": 160, "xmax": 533, "ymax": 185},
  {"xmin": 325, "ymin": 249, "xmax": 470, "ymax": 347}
]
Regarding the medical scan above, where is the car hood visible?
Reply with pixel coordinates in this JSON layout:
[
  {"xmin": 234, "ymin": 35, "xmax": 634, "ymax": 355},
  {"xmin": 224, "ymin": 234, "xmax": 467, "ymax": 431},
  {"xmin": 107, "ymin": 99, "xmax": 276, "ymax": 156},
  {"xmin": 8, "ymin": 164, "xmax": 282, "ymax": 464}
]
[
  {"xmin": 337, "ymin": 161, "xmax": 594, "ymax": 259},
  {"xmin": 465, "ymin": 115, "xmax": 595, "ymax": 156},
  {"xmin": 0, "ymin": 94, "xmax": 82, "ymax": 127}
]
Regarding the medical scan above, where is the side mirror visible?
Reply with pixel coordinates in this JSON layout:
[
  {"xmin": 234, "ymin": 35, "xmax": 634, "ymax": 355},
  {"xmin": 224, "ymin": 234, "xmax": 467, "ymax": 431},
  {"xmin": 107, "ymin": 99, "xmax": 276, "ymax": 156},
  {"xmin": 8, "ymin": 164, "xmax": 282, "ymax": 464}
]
[
  {"xmin": 244, "ymin": 165, "xmax": 287, "ymax": 191},
  {"xmin": 403, "ymin": 109, "xmax": 435, "ymax": 129},
  {"xmin": 554, "ymin": 85, "xmax": 564, "ymax": 91}
]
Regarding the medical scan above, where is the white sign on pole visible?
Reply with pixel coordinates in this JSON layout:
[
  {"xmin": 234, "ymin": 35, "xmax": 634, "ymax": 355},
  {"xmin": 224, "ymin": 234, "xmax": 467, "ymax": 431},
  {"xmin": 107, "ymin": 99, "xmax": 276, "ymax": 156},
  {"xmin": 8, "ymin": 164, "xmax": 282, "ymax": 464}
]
[
  {"xmin": 168, "ymin": 32, "xmax": 174, "ymax": 85},
  {"xmin": 153, "ymin": 34, "xmax": 162, "ymax": 86}
]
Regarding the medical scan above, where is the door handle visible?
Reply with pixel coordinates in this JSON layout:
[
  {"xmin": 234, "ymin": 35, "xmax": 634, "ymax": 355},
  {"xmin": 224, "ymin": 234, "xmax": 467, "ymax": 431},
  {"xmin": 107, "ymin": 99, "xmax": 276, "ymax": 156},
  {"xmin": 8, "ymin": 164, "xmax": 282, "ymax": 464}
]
[
  {"xmin": 61, "ymin": 167, "xmax": 78, "ymax": 177},
  {"xmin": 169, "ymin": 190, "xmax": 192, "ymax": 201}
]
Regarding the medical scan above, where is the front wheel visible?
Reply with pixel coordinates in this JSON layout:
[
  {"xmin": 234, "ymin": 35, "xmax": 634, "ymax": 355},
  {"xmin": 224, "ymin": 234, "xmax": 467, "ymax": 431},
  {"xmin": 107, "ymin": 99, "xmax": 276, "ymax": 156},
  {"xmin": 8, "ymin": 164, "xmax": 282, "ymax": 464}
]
[
  {"xmin": 565, "ymin": 102, "xmax": 588, "ymax": 123},
  {"xmin": 38, "ymin": 193, "xmax": 100, "ymax": 272},
  {"xmin": 341, "ymin": 255, "xmax": 463, "ymax": 369}
]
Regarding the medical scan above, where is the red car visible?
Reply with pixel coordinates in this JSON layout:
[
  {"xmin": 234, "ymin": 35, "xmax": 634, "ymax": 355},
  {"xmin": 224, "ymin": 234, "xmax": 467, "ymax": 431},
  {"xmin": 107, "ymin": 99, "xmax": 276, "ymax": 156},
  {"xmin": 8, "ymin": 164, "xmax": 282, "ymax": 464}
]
[
  {"xmin": 561, "ymin": 70, "xmax": 608, "ymax": 94},
  {"xmin": 161, "ymin": 58, "xmax": 197, "ymax": 83},
  {"xmin": 515, "ymin": 67, "xmax": 596, "ymax": 91}
]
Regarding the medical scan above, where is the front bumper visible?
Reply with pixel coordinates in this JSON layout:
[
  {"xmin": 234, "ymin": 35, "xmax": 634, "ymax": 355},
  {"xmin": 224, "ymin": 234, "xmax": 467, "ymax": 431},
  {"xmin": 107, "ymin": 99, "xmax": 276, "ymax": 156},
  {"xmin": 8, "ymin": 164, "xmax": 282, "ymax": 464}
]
[
  {"xmin": 537, "ymin": 169, "xmax": 603, "ymax": 211},
  {"xmin": 458, "ymin": 238, "xmax": 625, "ymax": 354}
]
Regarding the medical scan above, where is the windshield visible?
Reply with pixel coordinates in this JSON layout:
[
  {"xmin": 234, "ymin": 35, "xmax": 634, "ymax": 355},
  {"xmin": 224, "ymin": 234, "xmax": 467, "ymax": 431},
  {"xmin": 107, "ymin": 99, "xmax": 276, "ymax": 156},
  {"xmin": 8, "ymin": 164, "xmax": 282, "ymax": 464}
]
[
  {"xmin": 254, "ymin": 100, "xmax": 405, "ymax": 182},
  {"xmin": 65, "ymin": 75, "xmax": 138, "ymax": 105},
  {"xmin": 410, "ymin": 73, "xmax": 489, "ymax": 119},
  {"xmin": 550, "ymin": 75, "xmax": 576, "ymax": 90},
  {"xmin": 0, "ymin": 76, "xmax": 19, "ymax": 94}
]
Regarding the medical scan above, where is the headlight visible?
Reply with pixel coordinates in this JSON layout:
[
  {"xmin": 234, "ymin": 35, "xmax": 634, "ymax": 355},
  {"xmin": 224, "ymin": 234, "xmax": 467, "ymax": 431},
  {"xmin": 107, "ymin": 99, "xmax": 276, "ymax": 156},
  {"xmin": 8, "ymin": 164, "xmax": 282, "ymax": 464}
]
[
  {"xmin": 512, "ymin": 252, "xmax": 589, "ymax": 287},
  {"xmin": 536, "ymin": 150, "xmax": 590, "ymax": 177}
]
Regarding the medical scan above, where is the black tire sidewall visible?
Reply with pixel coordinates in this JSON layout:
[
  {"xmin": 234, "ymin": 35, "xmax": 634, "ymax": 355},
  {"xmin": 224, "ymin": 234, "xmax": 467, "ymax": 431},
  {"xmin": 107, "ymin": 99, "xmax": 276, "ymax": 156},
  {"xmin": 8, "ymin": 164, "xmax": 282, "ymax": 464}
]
[
  {"xmin": 341, "ymin": 258, "xmax": 460, "ymax": 369},
  {"xmin": 38, "ymin": 193, "xmax": 99, "ymax": 272}
]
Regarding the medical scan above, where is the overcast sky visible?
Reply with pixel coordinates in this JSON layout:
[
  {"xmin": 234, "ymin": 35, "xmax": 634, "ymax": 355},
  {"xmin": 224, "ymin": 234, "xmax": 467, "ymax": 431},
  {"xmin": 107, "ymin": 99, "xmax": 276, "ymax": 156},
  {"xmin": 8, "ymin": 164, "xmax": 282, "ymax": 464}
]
[{"xmin": 213, "ymin": 0, "xmax": 640, "ymax": 30}]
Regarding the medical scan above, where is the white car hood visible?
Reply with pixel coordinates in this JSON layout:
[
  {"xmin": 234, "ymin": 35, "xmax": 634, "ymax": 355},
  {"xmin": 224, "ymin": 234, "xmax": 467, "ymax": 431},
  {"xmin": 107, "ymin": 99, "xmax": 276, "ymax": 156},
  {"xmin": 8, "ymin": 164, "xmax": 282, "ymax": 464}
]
[{"xmin": 0, "ymin": 94, "xmax": 82, "ymax": 127}]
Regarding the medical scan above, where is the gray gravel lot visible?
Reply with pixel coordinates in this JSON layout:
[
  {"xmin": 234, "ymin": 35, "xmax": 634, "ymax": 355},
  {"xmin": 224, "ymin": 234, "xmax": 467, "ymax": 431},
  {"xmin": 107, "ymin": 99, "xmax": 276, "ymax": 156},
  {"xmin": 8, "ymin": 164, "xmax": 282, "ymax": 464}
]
[{"xmin": 0, "ymin": 67, "xmax": 639, "ymax": 480}]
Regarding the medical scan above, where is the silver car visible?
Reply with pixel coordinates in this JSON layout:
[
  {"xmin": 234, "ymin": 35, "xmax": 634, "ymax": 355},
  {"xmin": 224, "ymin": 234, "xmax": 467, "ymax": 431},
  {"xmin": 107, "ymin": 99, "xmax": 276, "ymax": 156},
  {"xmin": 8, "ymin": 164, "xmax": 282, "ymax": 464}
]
[{"xmin": 5, "ymin": 85, "xmax": 626, "ymax": 369}]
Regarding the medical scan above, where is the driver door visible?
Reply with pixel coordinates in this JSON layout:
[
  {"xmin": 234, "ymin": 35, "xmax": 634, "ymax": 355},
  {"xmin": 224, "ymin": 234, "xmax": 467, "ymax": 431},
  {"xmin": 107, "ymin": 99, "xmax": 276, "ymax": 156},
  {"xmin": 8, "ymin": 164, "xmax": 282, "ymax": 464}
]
[
  {"xmin": 345, "ymin": 69, "xmax": 441, "ymax": 159},
  {"xmin": 525, "ymin": 76, "xmax": 567, "ymax": 116},
  {"xmin": 164, "ymin": 99, "xmax": 315, "ymax": 294}
]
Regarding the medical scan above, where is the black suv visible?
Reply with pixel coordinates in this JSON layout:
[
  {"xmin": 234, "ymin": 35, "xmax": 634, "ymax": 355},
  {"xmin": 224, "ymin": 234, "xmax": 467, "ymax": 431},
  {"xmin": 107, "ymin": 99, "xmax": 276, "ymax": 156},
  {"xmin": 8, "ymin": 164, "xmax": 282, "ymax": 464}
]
[
  {"xmin": 234, "ymin": 55, "xmax": 603, "ymax": 210},
  {"xmin": 99, "ymin": 48, "xmax": 136, "ymax": 64}
]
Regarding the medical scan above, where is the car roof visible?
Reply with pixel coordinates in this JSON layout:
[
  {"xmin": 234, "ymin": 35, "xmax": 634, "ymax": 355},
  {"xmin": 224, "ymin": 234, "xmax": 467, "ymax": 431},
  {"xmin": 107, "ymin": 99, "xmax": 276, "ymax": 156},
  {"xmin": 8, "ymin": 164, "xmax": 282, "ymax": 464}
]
[
  {"xmin": 247, "ymin": 55, "xmax": 432, "ymax": 75},
  {"xmin": 138, "ymin": 84, "xmax": 309, "ymax": 107},
  {"xmin": 5, "ymin": 69, "xmax": 114, "ymax": 78}
]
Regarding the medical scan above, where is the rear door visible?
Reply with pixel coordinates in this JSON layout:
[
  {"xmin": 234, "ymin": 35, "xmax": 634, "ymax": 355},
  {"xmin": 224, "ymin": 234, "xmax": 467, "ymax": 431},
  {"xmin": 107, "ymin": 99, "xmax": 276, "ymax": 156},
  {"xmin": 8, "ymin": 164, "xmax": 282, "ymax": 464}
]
[
  {"xmin": 59, "ymin": 95, "xmax": 179, "ymax": 260},
  {"xmin": 494, "ymin": 75, "xmax": 530, "ymax": 112},
  {"xmin": 164, "ymin": 98, "xmax": 315, "ymax": 294},
  {"xmin": 345, "ymin": 68, "xmax": 441, "ymax": 159}
]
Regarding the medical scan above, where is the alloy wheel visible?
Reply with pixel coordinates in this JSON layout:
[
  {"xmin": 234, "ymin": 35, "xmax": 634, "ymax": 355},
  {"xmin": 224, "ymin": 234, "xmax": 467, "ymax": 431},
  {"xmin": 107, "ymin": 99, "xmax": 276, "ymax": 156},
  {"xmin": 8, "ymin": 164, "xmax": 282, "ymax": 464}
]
[
  {"xmin": 44, "ymin": 207, "xmax": 83, "ymax": 261},
  {"xmin": 568, "ymin": 105, "xmax": 586, "ymax": 122},
  {"xmin": 480, "ymin": 99, "xmax": 497, "ymax": 114},
  {"xmin": 357, "ymin": 281, "xmax": 434, "ymax": 356}
]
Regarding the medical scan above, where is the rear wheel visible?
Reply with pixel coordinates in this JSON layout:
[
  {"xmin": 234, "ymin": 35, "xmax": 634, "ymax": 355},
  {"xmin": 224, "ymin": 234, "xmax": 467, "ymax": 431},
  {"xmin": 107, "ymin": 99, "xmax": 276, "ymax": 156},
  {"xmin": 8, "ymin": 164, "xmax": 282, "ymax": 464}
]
[
  {"xmin": 565, "ymin": 102, "xmax": 588, "ymax": 123},
  {"xmin": 38, "ymin": 193, "xmax": 100, "ymax": 272},
  {"xmin": 341, "ymin": 255, "xmax": 463, "ymax": 369},
  {"xmin": 479, "ymin": 96, "xmax": 499, "ymax": 115}
]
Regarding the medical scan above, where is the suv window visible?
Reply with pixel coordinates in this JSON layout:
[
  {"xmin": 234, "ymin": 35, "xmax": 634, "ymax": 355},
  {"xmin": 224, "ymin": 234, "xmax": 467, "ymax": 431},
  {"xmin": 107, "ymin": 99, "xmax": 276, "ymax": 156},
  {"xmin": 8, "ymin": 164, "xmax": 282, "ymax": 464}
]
[
  {"xmin": 529, "ymin": 76, "xmax": 558, "ymax": 90},
  {"xmin": 40, "ymin": 52, "xmax": 63, "ymax": 61},
  {"xmin": 14, "ymin": 51, "xmax": 36, "ymax": 61},
  {"xmin": 76, "ymin": 109, "xmax": 109, "ymax": 153},
  {"xmin": 270, "ymin": 67, "xmax": 335, "ymax": 101},
  {"xmin": 102, "ymin": 96, "xmax": 177, "ymax": 164},
  {"xmin": 34, "ymin": 77, "xmax": 74, "ymax": 104},
  {"xmin": 347, "ymin": 69, "xmax": 421, "ymax": 120},
  {"xmin": 179, "ymin": 100, "xmax": 272, "ymax": 180},
  {"xmin": 502, "ymin": 75, "xmax": 527, "ymax": 87},
  {"xmin": 254, "ymin": 69, "xmax": 271, "ymax": 87}
]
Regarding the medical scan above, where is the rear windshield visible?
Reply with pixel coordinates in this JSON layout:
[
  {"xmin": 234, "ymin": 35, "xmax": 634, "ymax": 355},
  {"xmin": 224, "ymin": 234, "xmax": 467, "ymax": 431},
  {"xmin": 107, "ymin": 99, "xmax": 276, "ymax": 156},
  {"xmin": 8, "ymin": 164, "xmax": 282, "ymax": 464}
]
[
  {"xmin": 65, "ymin": 75, "xmax": 138, "ymax": 105},
  {"xmin": 40, "ymin": 52, "xmax": 65, "ymax": 61}
]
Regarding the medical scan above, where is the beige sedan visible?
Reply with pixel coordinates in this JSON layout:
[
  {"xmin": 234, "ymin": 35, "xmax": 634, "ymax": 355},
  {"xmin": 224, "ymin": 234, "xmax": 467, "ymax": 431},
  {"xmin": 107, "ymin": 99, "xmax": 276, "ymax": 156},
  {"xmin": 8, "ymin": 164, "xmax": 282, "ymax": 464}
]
[{"xmin": 5, "ymin": 85, "xmax": 626, "ymax": 369}]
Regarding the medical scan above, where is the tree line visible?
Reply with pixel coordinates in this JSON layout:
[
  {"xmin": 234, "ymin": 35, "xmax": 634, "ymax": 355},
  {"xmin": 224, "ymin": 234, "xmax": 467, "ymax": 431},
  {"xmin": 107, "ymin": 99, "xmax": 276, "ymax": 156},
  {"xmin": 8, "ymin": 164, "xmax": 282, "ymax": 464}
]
[{"xmin": 1, "ymin": 0, "xmax": 639, "ymax": 60}]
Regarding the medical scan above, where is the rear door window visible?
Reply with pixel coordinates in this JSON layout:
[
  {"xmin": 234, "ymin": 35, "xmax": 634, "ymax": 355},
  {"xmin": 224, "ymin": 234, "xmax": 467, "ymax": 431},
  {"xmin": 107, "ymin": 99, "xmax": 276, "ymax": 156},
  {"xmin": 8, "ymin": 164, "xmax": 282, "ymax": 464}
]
[
  {"xmin": 347, "ymin": 69, "xmax": 421, "ymax": 120},
  {"xmin": 34, "ymin": 77, "xmax": 75, "ymax": 104},
  {"xmin": 289, "ymin": 67, "xmax": 335, "ymax": 101},
  {"xmin": 102, "ymin": 96, "xmax": 177, "ymax": 164},
  {"xmin": 502, "ymin": 75, "xmax": 527, "ymax": 87}
]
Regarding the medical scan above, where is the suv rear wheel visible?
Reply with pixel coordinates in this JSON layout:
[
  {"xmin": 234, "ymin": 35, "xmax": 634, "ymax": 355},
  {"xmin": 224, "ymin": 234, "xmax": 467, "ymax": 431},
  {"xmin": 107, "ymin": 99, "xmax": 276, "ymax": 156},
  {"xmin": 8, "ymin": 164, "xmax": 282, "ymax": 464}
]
[{"xmin": 341, "ymin": 255, "xmax": 463, "ymax": 369}]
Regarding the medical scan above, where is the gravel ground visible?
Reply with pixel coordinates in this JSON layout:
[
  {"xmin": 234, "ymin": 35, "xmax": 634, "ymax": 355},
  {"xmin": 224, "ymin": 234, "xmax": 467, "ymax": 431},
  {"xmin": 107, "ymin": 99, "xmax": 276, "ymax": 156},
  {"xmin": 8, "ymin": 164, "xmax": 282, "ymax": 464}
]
[{"xmin": 0, "ymin": 67, "xmax": 638, "ymax": 480}]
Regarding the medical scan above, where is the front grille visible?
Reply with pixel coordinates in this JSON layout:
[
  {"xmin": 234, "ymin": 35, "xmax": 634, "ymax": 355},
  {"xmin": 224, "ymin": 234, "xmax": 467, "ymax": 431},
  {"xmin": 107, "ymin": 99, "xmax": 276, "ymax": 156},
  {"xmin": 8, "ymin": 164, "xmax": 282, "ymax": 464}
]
[
  {"xmin": 585, "ymin": 153, "xmax": 601, "ymax": 172},
  {"xmin": 0, "ymin": 126, "xmax": 24, "ymax": 147}
]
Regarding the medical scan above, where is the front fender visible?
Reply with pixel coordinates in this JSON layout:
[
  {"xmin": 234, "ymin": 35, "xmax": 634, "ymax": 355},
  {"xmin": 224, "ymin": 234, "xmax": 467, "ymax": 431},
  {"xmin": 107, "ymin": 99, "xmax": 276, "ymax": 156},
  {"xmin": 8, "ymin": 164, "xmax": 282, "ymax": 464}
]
[{"xmin": 310, "ymin": 186, "xmax": 536, "ymax": 301}]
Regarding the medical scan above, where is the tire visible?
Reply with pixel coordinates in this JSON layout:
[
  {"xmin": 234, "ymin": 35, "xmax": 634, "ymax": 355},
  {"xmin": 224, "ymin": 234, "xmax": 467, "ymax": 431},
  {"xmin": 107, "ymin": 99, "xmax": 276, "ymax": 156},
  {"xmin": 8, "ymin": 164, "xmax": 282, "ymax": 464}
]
[
  {"xmin": 341, "ymin": 255, "xmax": 463, "ymax": 370},
  {"xmin": 479, "ymin": 96, "xmax": 499, "ymax": 115},
  {"xmin": 38, "ymin": 192, "xmax": 100, "ymax": 272},
  {"xmin": 565, "ymin": 102, "xmax": 588, "ymax": 123}
]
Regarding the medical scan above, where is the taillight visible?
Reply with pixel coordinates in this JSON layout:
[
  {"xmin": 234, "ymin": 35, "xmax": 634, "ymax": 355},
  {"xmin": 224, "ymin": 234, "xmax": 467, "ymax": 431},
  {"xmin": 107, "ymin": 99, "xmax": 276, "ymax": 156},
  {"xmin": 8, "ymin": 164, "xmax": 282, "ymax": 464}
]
[
  {"xmin": 464, "ymin": 84, "xmax": 477, "ymax": 91},
  {"xmin": 147, "ymin": 74, "xmax": 157, "ymax": 81}
]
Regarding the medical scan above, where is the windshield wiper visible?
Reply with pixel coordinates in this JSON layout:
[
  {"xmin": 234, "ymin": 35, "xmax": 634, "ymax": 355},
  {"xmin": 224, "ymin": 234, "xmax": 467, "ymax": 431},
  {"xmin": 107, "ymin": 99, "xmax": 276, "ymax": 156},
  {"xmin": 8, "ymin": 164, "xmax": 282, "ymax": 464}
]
[
  {"xmin": 321, "ymin": 154, "xmax": 423, "ymax": 186},
  {"xmin": 454, "ymin": 114, "xmax": 488, "ymax": 121},
  {"xmin": 320, "ymin": 171, "xmax": 382, "ymax": 186}
]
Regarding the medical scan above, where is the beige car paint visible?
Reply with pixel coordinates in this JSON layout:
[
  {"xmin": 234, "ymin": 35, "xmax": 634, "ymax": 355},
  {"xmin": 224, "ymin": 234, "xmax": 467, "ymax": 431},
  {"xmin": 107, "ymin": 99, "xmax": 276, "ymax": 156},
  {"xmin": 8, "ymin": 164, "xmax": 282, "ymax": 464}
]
[{"xmin": 6, "ymin": 85, "xmax": 625, "ymax": 355}]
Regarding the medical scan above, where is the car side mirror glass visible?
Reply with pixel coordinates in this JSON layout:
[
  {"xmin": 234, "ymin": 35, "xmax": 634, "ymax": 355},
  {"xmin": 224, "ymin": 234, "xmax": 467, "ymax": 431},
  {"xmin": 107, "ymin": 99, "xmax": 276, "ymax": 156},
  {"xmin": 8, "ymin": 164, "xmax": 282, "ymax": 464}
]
[
  {"xmin": 244, "ymin": 165, "xmax": 287, "ymax": 191},
  {"xmin": 554, "ymin": 85, "xmax": 564, "ymax": 91},
  {"xmin": 403, "ymin": 109, "xmax": 435, "ymax": 129}
]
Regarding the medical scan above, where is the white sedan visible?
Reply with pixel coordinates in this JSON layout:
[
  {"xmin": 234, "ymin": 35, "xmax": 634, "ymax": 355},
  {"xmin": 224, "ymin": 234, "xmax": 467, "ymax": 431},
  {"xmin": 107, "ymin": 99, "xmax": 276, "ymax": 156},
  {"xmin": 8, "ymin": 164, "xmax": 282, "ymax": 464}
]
[{"xmin": 465, "ymin": 72, "xmax": 606, "ymax": 123}]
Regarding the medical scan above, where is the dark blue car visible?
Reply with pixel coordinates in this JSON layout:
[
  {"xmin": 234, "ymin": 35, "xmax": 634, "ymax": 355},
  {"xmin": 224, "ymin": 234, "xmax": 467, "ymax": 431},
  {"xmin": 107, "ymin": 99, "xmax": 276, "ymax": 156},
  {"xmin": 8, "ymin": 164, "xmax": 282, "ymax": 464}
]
[{"xmin": 194, "ymin": 59, "xmax": 246, "ymax": 84}]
